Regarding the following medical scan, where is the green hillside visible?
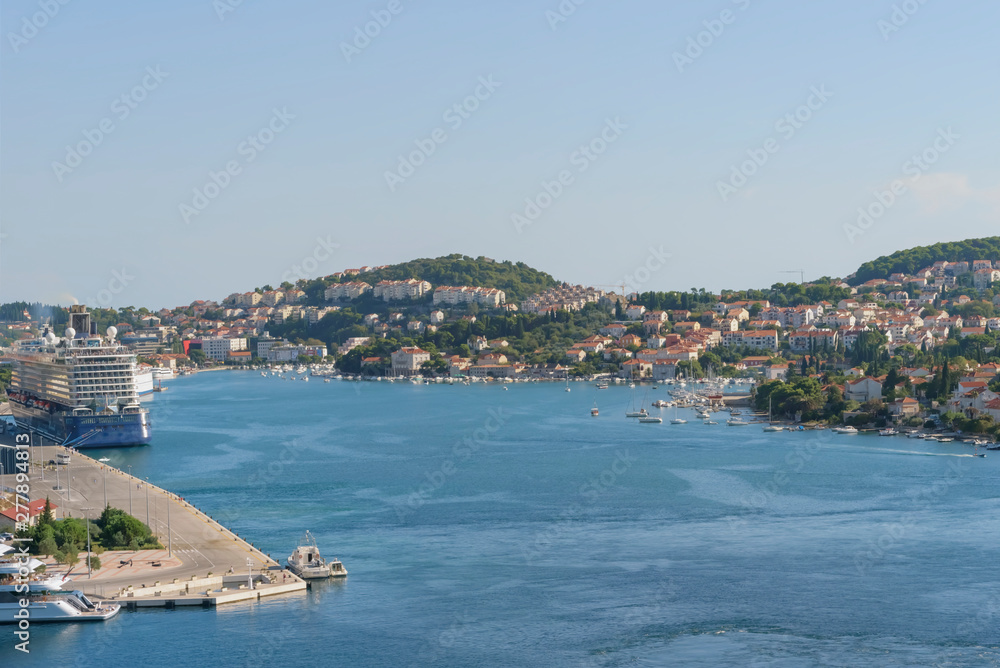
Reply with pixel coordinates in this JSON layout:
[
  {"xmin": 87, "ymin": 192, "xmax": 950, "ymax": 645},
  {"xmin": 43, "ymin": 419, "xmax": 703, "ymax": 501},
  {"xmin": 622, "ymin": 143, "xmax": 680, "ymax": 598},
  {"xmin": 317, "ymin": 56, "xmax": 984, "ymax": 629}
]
[
  {"xmin": 851, "ymin": 237, "xmax": 1000, "ymax": 285},
  {"xmin": 351, "ymin": 254, "xmax": 559, "ymax": 302}
]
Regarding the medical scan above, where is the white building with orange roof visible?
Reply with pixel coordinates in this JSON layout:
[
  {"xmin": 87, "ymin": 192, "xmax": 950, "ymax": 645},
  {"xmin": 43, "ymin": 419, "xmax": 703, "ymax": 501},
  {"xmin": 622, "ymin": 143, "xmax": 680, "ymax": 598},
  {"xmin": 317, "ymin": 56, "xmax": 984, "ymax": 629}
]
[{"xmin": 391, "ymin": 347, "xmax": 431, "ymax": 375}]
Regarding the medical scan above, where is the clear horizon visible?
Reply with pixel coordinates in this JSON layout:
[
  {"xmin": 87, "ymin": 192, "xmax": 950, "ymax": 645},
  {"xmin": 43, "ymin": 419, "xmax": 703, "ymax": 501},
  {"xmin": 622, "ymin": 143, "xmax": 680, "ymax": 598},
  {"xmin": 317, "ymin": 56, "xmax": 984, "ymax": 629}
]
[{"xmin": 2, "ymin": 0, "xmax": 998, "ymax": 309}]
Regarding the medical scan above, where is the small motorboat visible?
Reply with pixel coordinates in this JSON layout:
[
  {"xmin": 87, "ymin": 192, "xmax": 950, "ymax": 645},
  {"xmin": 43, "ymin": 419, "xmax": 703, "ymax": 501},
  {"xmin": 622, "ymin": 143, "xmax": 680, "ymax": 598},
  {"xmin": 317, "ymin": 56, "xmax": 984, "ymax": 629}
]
[{"xmin": 639, "ymin": 416, "xmax": 662, "ymax": 424}]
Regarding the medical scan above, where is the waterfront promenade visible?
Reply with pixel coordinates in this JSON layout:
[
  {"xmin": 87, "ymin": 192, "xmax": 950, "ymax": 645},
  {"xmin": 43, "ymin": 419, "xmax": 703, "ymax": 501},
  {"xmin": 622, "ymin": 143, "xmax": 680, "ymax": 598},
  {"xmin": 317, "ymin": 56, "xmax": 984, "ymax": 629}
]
[{"xmin": 4, "ymin": 432, "xmax": 308, "ymax": 606}]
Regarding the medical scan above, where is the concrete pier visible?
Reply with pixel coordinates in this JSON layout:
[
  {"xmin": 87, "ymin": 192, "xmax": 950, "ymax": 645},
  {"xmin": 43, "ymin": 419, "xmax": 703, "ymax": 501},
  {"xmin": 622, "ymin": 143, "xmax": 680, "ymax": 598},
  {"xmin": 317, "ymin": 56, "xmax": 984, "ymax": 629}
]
[{"xmin": 6, "ymin": 436, "xmax": 309, "ymax": 607}]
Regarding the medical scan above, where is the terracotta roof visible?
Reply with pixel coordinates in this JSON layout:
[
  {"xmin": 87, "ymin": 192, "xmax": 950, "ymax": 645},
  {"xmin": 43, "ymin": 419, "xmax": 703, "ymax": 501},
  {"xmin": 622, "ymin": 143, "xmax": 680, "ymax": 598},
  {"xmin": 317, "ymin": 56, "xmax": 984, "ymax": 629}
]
[{"xmin": 1, "ymin": 498, "xmax": 56, "ymax": 522}]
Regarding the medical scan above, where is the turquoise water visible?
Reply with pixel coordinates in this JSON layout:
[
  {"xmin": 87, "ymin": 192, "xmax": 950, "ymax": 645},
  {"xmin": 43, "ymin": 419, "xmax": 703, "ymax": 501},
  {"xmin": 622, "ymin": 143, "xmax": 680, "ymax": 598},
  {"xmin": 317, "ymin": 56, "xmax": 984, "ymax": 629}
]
[{"xmin": 6, "ymin": 371, "xmax": 1000, "ymax": 666}]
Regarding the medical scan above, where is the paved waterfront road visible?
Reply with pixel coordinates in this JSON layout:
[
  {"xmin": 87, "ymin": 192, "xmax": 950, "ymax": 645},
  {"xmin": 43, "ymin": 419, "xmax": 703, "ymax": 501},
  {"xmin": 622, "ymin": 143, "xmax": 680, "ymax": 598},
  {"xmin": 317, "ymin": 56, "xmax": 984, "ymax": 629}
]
[{"xmin": 20, "ymin": 441, "xmax": 278, "ymax": 595}]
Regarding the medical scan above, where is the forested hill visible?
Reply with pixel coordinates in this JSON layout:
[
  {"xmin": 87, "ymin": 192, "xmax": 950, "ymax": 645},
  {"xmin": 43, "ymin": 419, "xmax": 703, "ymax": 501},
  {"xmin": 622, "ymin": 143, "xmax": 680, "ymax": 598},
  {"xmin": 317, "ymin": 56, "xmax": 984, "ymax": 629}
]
[
  {"xmin": 351, "ymin": 254, "xmax": 559, "ymax": 302},
  {"xmin": 851, "ymin": 237, "xmax": 1000, "ymax": 285}
]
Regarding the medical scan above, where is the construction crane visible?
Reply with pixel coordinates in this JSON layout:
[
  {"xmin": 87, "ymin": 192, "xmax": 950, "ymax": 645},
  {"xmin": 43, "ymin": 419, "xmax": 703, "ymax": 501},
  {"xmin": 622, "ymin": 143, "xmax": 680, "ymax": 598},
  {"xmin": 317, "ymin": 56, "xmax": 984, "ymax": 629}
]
[{"xmin": 780, "ymin": 270, "xmax": 805, "ymax": 284}]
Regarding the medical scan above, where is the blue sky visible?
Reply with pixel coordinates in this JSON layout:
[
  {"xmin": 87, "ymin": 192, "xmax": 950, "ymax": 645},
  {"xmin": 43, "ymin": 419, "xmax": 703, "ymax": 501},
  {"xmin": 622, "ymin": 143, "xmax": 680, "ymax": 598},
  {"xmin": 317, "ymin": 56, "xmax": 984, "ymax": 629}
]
[{"xmin": 1, "ymin": 0, "xmax": 998, "ymax": 309}]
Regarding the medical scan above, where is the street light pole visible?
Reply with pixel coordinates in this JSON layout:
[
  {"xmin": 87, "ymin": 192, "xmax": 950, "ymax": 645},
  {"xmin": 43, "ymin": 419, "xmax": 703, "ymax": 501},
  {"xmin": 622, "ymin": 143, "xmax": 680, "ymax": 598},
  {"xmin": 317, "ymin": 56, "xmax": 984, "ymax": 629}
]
[
  {"xmin": 167, "ymin": 495, "xmax": 171, "ymax": 557},
  {"xmin": 127, "ymin": 465, "xmax": 132, "ymax": 515},
  {"xmin": 37, "ymin": 433, "xmax": 43, "ymax": 483},
  {"xmin": 81, "ymin": 507, "xmax": 92, "ymax": 579},
  {"xmin": 145, "ymin": 477, "xmax": 149, "ymax": 527},
  {"xmin": 98, "ymin": 458, "xmax": 110, "ymax": 509}
]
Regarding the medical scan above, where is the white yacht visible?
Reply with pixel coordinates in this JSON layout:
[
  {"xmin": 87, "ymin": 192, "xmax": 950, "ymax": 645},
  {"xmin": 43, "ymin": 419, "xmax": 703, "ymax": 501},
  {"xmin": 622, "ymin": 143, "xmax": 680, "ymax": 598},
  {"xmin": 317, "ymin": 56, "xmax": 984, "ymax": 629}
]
[
  {"xmin": 0, "ymin": 564, "xmax": 120, "ymax": 623},
  {"xmin": 832, "ymin": 426, "xmax": 859, "ymax": 434},
  {"xmin": 286, "ymin": 531, "xmax": 347, "ymax": 579}
]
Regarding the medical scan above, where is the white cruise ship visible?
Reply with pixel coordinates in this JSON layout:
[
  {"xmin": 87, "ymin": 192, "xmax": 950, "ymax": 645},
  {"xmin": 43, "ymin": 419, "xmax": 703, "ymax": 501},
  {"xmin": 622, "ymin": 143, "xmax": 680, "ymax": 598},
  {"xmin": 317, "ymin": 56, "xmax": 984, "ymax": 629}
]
[{"xmin": 8, "ymin": 305, "xmax": 152, "ymax": 448}]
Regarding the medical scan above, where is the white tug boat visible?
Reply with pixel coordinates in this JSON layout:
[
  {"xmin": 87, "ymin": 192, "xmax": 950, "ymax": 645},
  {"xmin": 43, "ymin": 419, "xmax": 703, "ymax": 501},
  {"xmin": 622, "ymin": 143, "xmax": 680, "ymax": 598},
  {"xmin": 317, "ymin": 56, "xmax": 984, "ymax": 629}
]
[{"xmin": 286, "ymin": 531, "xmax": 347, "ymax": 579}]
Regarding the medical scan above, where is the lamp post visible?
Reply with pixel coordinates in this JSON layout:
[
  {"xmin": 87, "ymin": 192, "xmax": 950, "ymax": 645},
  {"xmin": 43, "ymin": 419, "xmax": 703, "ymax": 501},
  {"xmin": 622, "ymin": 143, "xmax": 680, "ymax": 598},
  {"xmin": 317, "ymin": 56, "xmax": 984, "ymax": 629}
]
[
  {"xmin": 145, "ymin": 477, "xmax": 149, "ymax": 527},
  {"xmin": 98, "ymin": 458, "xmax": 110, "ymax": 509},
  {"xmin": 127, "ymin": 465, "xmax": 132, "ymax": 515},
  {"xmin": 247, "ymin": 557, "xmax": 253, "ymax": 591},
  {"xmin": 81, "ymin": 507, "xmax": 92, "ymax": 579},
  {"xmin": 167, "ymin": 494, "xmax": 171, "ymax": 557}
]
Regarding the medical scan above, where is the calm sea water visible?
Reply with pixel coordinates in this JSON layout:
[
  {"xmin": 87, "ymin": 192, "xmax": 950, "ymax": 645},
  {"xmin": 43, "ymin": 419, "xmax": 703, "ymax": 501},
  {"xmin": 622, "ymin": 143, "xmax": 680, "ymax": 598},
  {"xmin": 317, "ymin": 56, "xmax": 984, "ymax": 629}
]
[{"xmin": 6, "ymin": 371, "xmax": 1000, "ymax": 667}]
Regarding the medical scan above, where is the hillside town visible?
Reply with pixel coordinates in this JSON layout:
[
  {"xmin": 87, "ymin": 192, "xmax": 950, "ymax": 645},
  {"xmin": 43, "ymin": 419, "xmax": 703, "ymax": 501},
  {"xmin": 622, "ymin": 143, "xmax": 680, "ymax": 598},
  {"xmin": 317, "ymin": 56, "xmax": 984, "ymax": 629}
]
[{"xmin": 3, "ymin": 253, "xmax": 1000, "ymax": 436}]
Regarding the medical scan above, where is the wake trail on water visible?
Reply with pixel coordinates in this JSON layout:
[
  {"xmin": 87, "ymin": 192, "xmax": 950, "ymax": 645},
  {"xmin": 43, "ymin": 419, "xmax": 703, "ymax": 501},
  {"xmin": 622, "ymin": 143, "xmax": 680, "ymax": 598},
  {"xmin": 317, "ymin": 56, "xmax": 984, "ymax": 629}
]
[{"xmin": 838, "ymin": 444, "xmax": 976, "ymax": 457}]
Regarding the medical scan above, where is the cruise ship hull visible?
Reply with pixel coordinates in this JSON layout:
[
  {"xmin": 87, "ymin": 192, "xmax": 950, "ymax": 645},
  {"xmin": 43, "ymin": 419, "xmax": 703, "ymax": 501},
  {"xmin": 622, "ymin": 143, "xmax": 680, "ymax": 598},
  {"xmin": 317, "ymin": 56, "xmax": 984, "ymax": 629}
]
[{"xmin": 10, "ymin": 402, "xmax": 151, "ymax": 448}]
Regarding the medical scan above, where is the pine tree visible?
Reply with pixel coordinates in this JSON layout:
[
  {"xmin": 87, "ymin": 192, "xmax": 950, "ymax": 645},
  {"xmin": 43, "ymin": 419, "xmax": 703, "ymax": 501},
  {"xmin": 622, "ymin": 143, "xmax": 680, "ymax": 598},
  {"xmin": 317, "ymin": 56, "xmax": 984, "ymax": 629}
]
[
  {"xmin": 39, "ymin": 497, "xmax": 54, "ymax": 527},
  {"xmin": 941, "ymin": 357, "xmax": 951, "ymax": 398}
]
